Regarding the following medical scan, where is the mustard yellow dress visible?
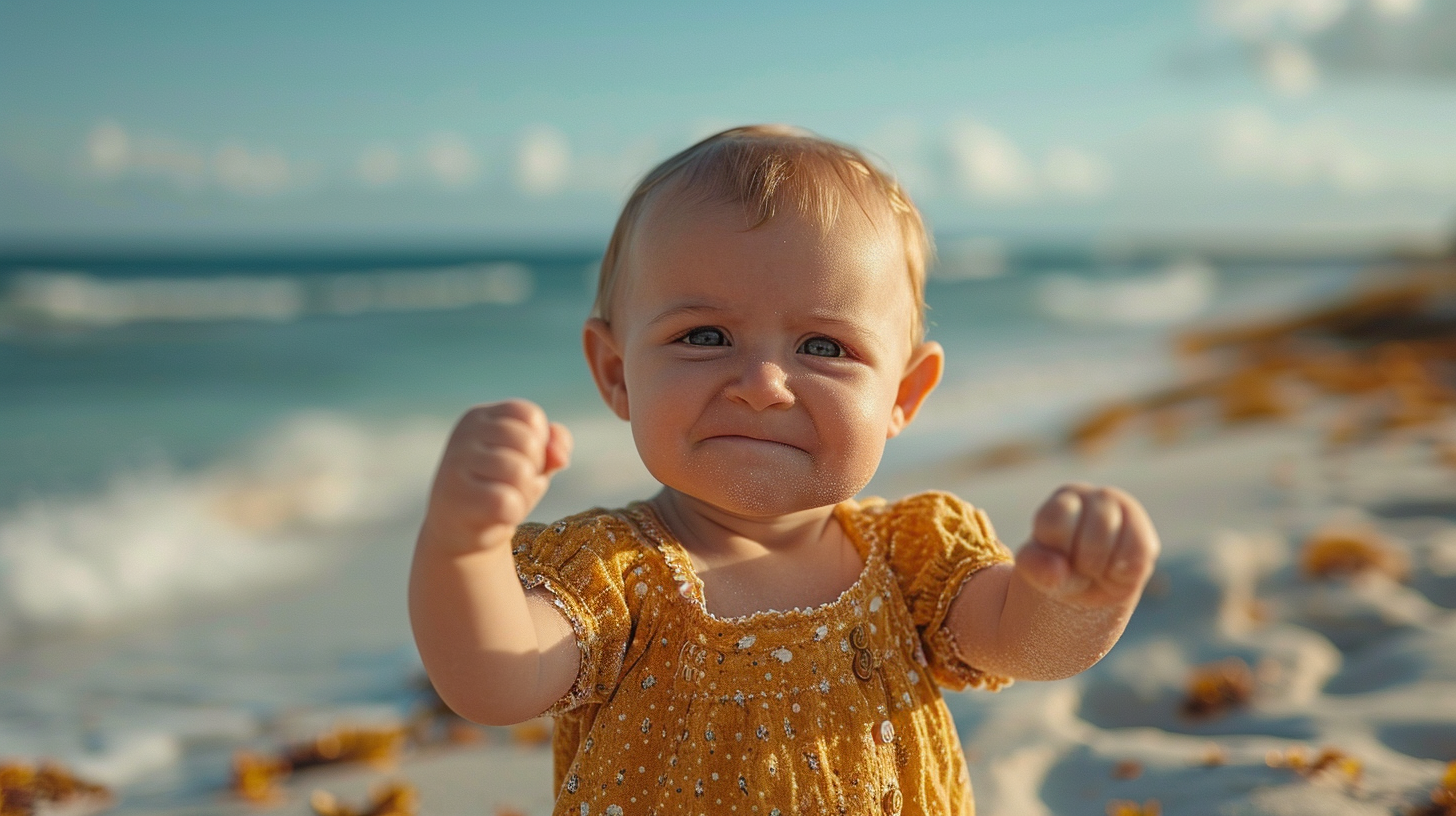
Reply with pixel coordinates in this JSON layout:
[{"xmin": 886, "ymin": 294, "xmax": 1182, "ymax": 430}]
[{"xmin": 511, "ymin": 491, "xmax": 1013, "ymax": 816}]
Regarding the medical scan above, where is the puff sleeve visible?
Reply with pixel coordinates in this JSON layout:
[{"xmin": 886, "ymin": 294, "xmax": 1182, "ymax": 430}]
[
  {"xmin": 512, "ymin": 509, "xmax": 640, "ymax": 716},
  {"xmin": 881, "ymin": 491, "xmax": 1015, "ymax": 692}
]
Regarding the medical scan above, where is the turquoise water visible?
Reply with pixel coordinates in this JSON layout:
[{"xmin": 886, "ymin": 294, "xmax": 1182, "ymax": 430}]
[{"xmin": 0, "ymin": 248, "xmax": 1362, "ymax": 809}]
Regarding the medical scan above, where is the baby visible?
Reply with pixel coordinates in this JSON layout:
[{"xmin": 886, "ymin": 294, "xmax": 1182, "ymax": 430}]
[{"xmin": 410, "ymin": 125, "xmax": 1160, "ymax": 815}]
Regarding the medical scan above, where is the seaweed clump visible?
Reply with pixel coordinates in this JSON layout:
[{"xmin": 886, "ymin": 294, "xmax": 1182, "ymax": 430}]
[
  {"xmin": 232, "ymin": 726, "xmax": 407, "ymax": 804},
  {"xmin": 1181, "ymin": 657, "xmax": 1255, "ymax": 719},
  {"xmin": 0, "ymin": 763, "xmax": 112, "ymax": 816},
  {"xmin": 1409, "ymin": 760, "xmax": 1456, "ymax": 816},
  {"xmin": 1300, "ymin": 524, "xmax": 1409, "ymax": 581},
  {"xmin": 309, "ymin": 783, "xmax": 417, "ymax": 816},
  {"xmin": 968, "ymin": 264, "xmax": 1456, "ymax": 467},
  {"xmin": 1105, "ymin": 799, "xmax": 1161, "ymax": 816},
  {"xmin": 1265, "ymin": 745, "xmax": 1364, "ymax": 788}
]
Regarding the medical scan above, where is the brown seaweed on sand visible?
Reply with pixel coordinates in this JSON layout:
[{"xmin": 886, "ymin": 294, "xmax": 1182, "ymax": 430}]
[
  {"xmin": 962, "ymin": 263, "xmax": 1456, "ymax": 468},
  {"xmin": 1105, "ymin": 799, "xmax": 1161, "ymax": 816},
  {"xmin": 1199, "ymin": 744, "xmax": 1228, "ymax": 767},
  {"xmin": 231, "ymin": 752, "xmax": 292, "ymax": 805},
  {"xmin": 0, "ymin": 762, "xmax": 112, "ymax": 816},
  {"xmin": 1265, "ymin": 745, "xmax": 1364, "ymax": 787},
  {"xmin": 1182, "ymin": 657, "xmax": 1255, "ymax": 719},
  {"xmin": 1300, "ymin": 523, "xmax": 1409, "ymax": 581},
  {"xmin": 1110, "ymin": 759, "xmax": 1144, "ymax": 780},
  {"xmin": 231, "ymin": 727, "xmax": 407, "ymax": 803},
  {"xmin": 1071, "ymin": 403, "xmax": 1142, "ymax": 456},
  {"xmin": 509, "ymin": 719, "xmax": 552, "ymax": 746},
  {"xmin": 407, "ymin": 675, "xmax": 493, "ymax": 747},
  {"xmin": 966, "ymin": 440, "xmax": 1045, "ymax": 471},
  {"xmin": 1409, "ymin": 760, "xmax": 1456, "ymax": 816},
  {"xmin": 309, "ymin": 783, "xmax": 417, "ymax": 816}
]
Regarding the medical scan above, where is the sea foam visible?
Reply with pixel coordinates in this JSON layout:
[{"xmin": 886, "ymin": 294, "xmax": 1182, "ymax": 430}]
[
  {"xmin": 2, "ymin": 262, "xmax": 531, "ymax": 328},
  {"xmin": 1035, "ymin": 259, "xmax": 1216, "ymax": 327},
  {"xmin": 0, "ymin": 412, "xmax": 446, "ymax": 643}
]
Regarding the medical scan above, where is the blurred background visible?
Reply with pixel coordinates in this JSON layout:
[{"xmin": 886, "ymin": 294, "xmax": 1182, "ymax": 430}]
[{"xmin": 1, "ymin": 0, "xmax": 1454, "ymax": 811}]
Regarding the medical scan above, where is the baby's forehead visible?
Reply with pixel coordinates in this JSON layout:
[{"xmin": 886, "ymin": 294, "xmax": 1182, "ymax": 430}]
[
  {"xmin": 643, "ymin": 175, "xmax": 901, "ymax": 236},
  {"xmin": 630, "ymin": 185, "xmax": 905, "ymax": 267},
  {"xmin": 616, "ymin": 194, "xmax": 918, "ymax": 328}
]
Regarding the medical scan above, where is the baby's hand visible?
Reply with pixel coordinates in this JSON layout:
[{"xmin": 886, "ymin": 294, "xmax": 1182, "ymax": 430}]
[
  {"xmin": 1015, "ymin": 483, "xmax": 1159, "ymax": 609},
  {"xmin": 421, "ymin": 399, "xmax": 573, "ymax": 554}
]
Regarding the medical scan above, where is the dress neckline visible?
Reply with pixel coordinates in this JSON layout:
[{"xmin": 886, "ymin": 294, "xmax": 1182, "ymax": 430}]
[{"xmin": 621, "ymin": 500, "xmax": 882, "ymax": 629}]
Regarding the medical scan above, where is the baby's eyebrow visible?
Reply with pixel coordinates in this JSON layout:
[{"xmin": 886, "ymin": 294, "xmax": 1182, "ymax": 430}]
[
  {"xmin": 646, "ymin": 303, "xmax": 726, "ymax": 327},
  {"xmin": 803, "ymin": 311, "xmax": 873, "ymax": 332},
  {"xmin": 648, "ymin": 304, "xmax": 881, "ymax": 336}
]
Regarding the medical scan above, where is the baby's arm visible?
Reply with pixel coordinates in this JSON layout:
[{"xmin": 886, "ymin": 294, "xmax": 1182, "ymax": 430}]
[
  {"xmin": 945, "ymin": 484, "xmax": 1160, "ymax": 681},
  {"xmin": 409, "ymin": 400, "xmax": 580, "ymax": 725}
]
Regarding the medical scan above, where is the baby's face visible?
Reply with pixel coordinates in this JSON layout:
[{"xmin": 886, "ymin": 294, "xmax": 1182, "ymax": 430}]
[{"xmin": 593, "ymin": 195, "xmax": 939, "ymax": 518}]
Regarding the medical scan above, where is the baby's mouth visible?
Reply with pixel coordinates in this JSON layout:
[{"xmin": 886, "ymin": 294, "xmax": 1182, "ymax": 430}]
[{"xmin": 703, "ymin": 434, "xmax": 808, "ymax": 454}]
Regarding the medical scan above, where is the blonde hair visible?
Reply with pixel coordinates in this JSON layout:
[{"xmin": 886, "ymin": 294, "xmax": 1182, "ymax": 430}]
[{"xmin": 593, "ymin": 124, "xmax": 932, "ymax": 341}]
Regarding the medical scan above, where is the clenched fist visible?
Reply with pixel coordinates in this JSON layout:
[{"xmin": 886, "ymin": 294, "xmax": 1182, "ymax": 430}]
[
  {"xmin": 1015, "ymin": 483, "xmax": 1159, "ymax": 609},
  {"xmin": 421, "ymin": 399, "xmax": 573, "ymax": 554}
]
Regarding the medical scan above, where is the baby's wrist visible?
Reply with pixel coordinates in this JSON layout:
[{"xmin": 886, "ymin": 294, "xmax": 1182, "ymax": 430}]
[{"xmin": 419, "ymin": 515, "xmax": 516, "ymax": 556}]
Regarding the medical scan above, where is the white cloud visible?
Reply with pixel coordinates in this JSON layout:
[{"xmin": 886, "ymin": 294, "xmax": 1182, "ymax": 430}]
[
  {"xmin": 1209, "ymin": 0, "xmax": 1456, "ymax": 85},
  {"xmin": 942, "ymin": 121, "xmax": 1113, "ymax": 203},
  {"xmin": 1218, "ymin": 109, "xmax": 1382, "ymax": 189},
  {"xmin": 423, "ymin": 133, "xmax": 480, "ymax": 189},
  {"xmin": 1043, "ymin": 147, "xmax": 1113, "ymax": 197},
  {"xmin": 514, "ymin": 125, "xmax": 571, "ymax": 196},
  {"xmin": 863, "ymin": 119, "xmax": 936, "ymax": 200},
  {"xmin": 1207, "ymin": 0, "xmax": 1351, "ymax": 38},
  {"xmin": 214, "ymin": 144, "xmax": 293, "ymax": 196},
  {"xmin": 83, "ymin": 121, "xmax": 310, "ymax": 195},
  {"xmin": 84, "ymin": 121, "xmax": 207, "ymax": 190},
  {"xmin": 87, "ymin": 121, "xmax": 130, "ymax": 176},
  {"xmin": 1214, "ymin": 109, "xmax": 1374, "ymax": 189},
  {"xmin": 1260, "ymin": 41, "xmax": 1321, "ymax": 94},
  {"xmin": 571, "ymin": 137, "xmax": 660, "ymax": 197},
  {"xmin": 1211, "ymin": 107, "xmax": 1456, "ymax": 192},
  {"xmin": 946, "ymin": 120, "xmax": 1036, "ymax": 201},
  {"xmin": 1370, "ymin": 0, "xmax": 1422, "ymax": 16},
  {"xmin": 356, "ymin": 144, "xmax": 402, "ymax": 187}
]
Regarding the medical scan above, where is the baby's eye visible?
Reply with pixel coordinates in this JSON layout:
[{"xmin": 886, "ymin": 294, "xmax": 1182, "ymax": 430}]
[
  {"xmin": 799, "ymin": 337, "xmax": 845, "ymax": 358},
  {"xmin": 682, "ymin": 327, "xmax": 728, "ymax": 346}
]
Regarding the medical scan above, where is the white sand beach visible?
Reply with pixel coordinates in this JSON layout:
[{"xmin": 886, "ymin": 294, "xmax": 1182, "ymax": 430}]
[{"xmin": 147, "ymin": 413, "xmax": 1456, "ymax": 816}]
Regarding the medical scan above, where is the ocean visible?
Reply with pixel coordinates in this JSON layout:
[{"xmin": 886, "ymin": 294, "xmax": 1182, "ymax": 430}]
[{"xmin": 0, "ymin": 246, "xmax": 1363, "ymax": 810}]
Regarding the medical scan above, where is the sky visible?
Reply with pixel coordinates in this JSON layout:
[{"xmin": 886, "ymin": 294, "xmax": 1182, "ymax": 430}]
[{"xmin": 3, "ymin": 0, "xmax": 1456, "ymax": 252}]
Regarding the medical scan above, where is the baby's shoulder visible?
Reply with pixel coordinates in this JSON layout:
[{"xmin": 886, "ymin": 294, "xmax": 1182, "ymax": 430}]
[
  {"xmin": 847, "ymin": 489, "xmax": 989, "ymax": 530},
  {"xmin": 845, "ymin": 490, "xmax": 1004, "ymax": 561},
  {"xmin": 511, "ymin": 506, "xmax": 654, "ymax": 575}
]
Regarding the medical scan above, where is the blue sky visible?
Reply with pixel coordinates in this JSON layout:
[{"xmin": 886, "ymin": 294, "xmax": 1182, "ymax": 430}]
[{"xmin": 3, "ymin": 0, "xmax": 1456, "ymax": 250}]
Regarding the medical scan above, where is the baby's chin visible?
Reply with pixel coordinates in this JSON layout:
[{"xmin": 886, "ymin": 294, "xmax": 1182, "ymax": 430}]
[{"xmin": 658, "ymin": 461, "xmax": 869, "ymax": 519}]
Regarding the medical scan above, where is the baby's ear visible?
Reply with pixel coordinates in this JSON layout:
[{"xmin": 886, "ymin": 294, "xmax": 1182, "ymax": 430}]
[
  {"xmin": 583, "ymin": 318, "xmax": 631, "ymax": 420},
  {"xmin": 887, "ymin": 341, "xmax": 944, "ymax": 438}
]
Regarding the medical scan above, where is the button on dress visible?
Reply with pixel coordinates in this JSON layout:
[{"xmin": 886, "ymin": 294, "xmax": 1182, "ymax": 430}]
[{"xmin": 512, "ymin": 491, "xmax": 1014, "ymax": 816}]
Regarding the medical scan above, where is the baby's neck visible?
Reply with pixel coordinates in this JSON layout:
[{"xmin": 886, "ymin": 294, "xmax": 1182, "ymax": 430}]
[
  {"xmin": 647, "ymin": 488, "xmax": 840, "ymax": 560},
  {"xmin": 646, "ymin": 488, "xmax": 865, "ymax": 618}
]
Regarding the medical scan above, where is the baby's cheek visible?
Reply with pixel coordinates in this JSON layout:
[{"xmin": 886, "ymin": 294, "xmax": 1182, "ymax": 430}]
[
  {"xmin": 823, "ymin": 390, "xmax": 893, "ymax": 475},
  {"xmin": 629, "ymin": 407, "xmax": 682, "ymax": 472},
  {"xmin": 847, "ymin": 383, "xmax": 897, "ymax": 440}
]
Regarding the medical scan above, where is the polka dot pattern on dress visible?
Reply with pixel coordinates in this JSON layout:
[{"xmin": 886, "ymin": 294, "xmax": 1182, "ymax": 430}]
[{"xmin": 510, "ymin": 492, "xmax": 1014, "ymax": 816}]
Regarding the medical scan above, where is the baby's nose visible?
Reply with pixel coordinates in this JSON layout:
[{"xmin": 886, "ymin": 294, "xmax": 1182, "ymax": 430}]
[{"xmin": 726, "ymin": 360, "xmax": 794, "ymax": 411}]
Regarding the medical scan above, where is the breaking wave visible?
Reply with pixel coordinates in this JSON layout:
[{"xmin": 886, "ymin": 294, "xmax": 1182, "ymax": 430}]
[
  {"xmin": 1035, "ymin": 259, "xmax": 1216, "ymax": 327},
  {"xmin": 0, "ymin": 413, "xmax": 447, "ymax": 643},
  {"xmin": 1, "ymin": 262, "xmax": 531, "ymax": 328}
]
